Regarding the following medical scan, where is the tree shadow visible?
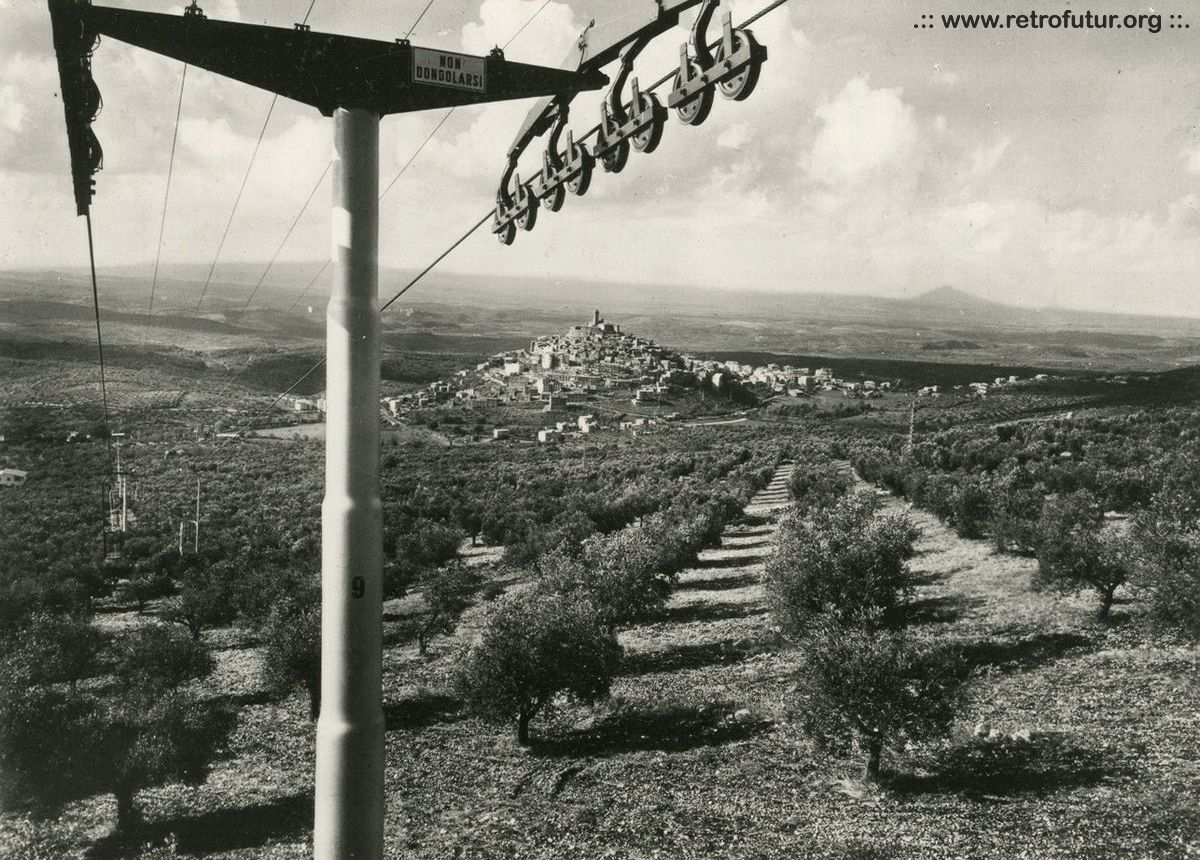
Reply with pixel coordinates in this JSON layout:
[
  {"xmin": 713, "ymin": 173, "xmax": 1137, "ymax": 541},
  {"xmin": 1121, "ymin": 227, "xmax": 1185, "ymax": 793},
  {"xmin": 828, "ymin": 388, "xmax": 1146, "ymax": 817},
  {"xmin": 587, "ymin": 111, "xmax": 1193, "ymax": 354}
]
[
  {"xmin": 210, "ymin": 689, "xmax": 276, "ymax": 708},
  {"xmin": 955, "ymin": 630, "xmax": 1098, "ymax": 675},
  {"xmin": 661, "ymin": 601, "xmax": 768, "ymax": 625},
  {"xmin": 732, "ymin": 515, "xmax": 772, "ymax": 530},
  {"xmin": 693, "ymin": 553, "xmax": 766, "ymax": 570},
  {"xmin": 901, "ymin": 594, "xmax": 985, "ymax": 625},
  {"xmin": 384, "ymin": 690, "xmax": 463, "ymax": 730},
  {"xmin": 619, "ymin": 635, "xmax": 776, "ymax": 676},
  {"xmin": 530, "ymin": 701, "xmax": 771, "ymax": 758},
  {"xmin": 722, "ymin": 538, "xmax": 773, "ymax": 550},
  {"xmin": 890, "ymin": 732, "xmax": 1124, "ymax": 797},
  {"xmin": 86, "ymin": 793, "xmax": 313, "ymax": 858},
  {"xmin": 676, "ymin": 572, "xmax": 760, "ymax": 593}
]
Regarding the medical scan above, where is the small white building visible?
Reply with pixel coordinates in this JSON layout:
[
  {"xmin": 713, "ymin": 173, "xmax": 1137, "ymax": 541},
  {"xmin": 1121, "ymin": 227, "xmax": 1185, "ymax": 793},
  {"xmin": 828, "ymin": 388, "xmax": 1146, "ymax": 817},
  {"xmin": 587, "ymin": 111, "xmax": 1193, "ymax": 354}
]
[
  {"xmin": 537, "ymin": 429, "xmax": 560, "ymax": 444},
  {"xmin": 1, "ymin": 468, "xmax": 28, "ymax": 487},
  {"xmin": 492, "ymin": 428, "xmax": 511, "ymax": 440}
]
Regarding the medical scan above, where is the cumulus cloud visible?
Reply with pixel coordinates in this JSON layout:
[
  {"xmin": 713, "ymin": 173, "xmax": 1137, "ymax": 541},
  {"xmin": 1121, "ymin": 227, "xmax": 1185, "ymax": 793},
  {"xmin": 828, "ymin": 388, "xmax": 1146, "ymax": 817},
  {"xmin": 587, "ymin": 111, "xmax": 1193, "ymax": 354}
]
[
  {"xmin": 1186, "ymin": 146, "xmax": 1200, "ymax": 176},
  {"xmin": 969, "ymin": 136, "xmax": 1012, "ymax": 178},
  {"xmin": 806, "ymin": 77, "xmax": 918, "ymax": 186},
  {"xmin": 460, "ymin": 0, "xmax": 580, "ymax": 65},
  {"xmin": 0, "ymin": 80, "xmax": 25, "ymax": 133},
  {"xmin": 716, "ymin": 123, "xmax": 752, "ymax": 150}
]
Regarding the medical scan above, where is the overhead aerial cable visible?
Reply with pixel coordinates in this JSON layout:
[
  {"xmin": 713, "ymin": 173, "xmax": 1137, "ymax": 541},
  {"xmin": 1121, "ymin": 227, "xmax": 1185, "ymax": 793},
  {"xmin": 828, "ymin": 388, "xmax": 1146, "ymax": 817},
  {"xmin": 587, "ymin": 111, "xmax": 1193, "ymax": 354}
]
[
  {"xmin": 143, "ymin": 63, "xmax": 187, "ymax": 338},
  {"xmin": 403, "ymin": 0, "xmax": 437, "ymax": 40},
  {"xmin": 193, "ymin": 0, "xmax": 319, "ymax": 314}
]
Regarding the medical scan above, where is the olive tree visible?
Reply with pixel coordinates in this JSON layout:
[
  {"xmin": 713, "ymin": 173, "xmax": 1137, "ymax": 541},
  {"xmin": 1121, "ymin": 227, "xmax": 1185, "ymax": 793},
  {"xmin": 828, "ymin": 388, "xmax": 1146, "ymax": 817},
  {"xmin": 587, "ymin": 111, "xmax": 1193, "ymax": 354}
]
[
  {"xmin": 260, "ymin": 585, "xmax": 321, "ymax": 719},
  {"xmin": 414, "ymin": 561, "xmax": 481, "ymax": 655},
  {"xmin": 455, "ymin": 589, "xmax": 621, "ymax": 745},
  {"xmin": 767, "ymin": 492, "xmax": 918, "ymax": 635},
  {"xmin": 1133, "ymin": 480, "xmax": 1200, "ymax": 639},
  {"xmin": 788, "ymin": 461, "xmax": 853, "ymax": 512},
  {"xmin": 2, "ymin": 612, "xmax": 103, "ymax": 692},
  {"xmin": 162, "ymin": 560, "xmax": 239, "ymax": 640},
  {"xmin": 1035, "ymin": 490, "xmax": 1129, "ymax": 618},
  {"xmin": 0, "ymin": 623, "xmax": 233, "ymax": 834},
  {"xmin": 792, "ymin": 619, "xmax": 964, "ymax": 781}
]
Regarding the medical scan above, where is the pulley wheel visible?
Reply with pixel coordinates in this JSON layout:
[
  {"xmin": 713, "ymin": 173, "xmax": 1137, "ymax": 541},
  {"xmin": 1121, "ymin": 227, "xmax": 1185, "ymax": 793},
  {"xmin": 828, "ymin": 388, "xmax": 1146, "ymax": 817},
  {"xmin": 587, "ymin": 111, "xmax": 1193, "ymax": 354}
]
[
  {"xmin": 515, "ymin": 185, "xmax": 538, "ymax": 232},
  {"xmin": 717, "ymin": 31, "xmax": 763, "ymax": 101},
  {"xmin": 566, "ymin": 149, "xmax": 593, "ymax": 197},
  {"xmin": 496, "ymin": 220, "xmax": 516, "ymax": 246},
  {"xmin": 543, "ymin": 183, "xmax": 566, "ymax": 212},
  {"xmin": 630, "ymin": 92, "xmax": 665, "ymax": 154},
  {"xmin": 601, "ymin": 139, "xmax": 630, "ymax": 174},
  {"xmin": 673, "ymin": 63, "xmax": 714, "ymax": 126}
]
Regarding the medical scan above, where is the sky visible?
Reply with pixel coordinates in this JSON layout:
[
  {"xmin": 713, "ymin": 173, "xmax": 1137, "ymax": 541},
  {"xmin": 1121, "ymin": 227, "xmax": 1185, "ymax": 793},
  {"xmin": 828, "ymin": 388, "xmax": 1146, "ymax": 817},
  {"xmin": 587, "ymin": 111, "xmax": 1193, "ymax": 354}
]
[{"xmin": 1, "ymin": 0, "xmax": 1199, "ymax": 317}]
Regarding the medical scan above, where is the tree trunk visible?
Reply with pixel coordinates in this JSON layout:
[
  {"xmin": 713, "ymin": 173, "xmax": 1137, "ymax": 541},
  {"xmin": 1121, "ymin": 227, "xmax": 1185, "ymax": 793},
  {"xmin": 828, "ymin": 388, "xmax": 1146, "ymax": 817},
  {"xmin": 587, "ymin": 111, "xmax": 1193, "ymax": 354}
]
[
  {"xmin": 517, "ymin": 708, "xmax": 533, "ymax": 746},
  {"xmin": 114, "ymin": 783, "xmax": 139, "ymax": 833},
  {"xmin": 863, "ymin": 739, "xmax": 883, "ymax": 782},
  {"xmin": 1097, "ymin": 585, "xmax": 1115, "ymax": 619},
  {"xmin": 418, "ymin": 630, "xmax": 428, "ymax": 656}
]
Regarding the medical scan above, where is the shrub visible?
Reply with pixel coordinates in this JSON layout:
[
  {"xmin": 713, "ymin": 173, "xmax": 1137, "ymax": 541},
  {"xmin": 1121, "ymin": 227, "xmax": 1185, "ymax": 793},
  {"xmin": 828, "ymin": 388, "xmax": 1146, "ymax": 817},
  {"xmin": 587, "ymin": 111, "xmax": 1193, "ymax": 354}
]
[
  {"xmin": 767, "ymin": 492, "xmax": 918, "ymax": 635},
  {"xmin": 1035, "ymin": 491, "xmax": 1130, "ymax": 618},
  {"xmin": 456, "ymin": 589, "xmax": 621, "ymax": 744},
  {"xmin": 792, "ymin": 619, "xmax": 964, "ymax": 781}
]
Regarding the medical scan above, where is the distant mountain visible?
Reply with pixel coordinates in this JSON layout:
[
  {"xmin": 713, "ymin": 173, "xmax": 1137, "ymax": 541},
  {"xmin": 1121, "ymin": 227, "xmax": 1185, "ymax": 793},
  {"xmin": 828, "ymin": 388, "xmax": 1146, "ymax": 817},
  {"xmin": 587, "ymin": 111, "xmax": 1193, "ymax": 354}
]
[{"xmin": 909, "ymin": 286, "xmax": 1004, "ymax": 311}]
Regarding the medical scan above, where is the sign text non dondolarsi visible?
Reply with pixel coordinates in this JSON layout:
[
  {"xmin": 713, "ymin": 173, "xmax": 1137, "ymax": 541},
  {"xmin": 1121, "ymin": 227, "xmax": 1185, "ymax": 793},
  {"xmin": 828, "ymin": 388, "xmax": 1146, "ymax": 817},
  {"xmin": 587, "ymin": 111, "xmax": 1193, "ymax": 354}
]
[{"xmin": 412, "ymin": 48, "xmax": 486, "ymax": 92}]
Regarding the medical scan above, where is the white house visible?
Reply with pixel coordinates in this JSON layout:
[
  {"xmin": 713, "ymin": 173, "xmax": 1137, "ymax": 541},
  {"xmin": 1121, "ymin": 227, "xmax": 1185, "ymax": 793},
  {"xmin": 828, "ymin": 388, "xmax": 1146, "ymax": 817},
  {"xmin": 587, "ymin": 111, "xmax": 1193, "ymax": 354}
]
[
  {"xmin": 1, "ymin": 468, "xmax": 28, "ymax": 487},
  {"xmin": 537, "ymin": 429, "xmax": 560, "ymax": 444}
]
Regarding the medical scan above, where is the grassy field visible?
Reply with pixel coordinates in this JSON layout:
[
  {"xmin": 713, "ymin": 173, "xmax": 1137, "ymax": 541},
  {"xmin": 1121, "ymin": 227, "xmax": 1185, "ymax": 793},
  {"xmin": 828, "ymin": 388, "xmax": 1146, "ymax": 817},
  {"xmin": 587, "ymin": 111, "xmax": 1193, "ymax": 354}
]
[{"xmin": 2, "ymin": 463, "xmax": 1196, "ymax": 859}]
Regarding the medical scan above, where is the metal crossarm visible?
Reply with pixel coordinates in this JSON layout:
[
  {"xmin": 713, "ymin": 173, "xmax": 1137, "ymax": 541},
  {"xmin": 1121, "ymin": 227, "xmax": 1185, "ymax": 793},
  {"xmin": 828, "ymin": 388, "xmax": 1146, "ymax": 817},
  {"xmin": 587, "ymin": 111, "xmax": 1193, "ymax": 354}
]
[{"xmin": 47, "ymin": 0, "xmax": 608, "ymax": 214}]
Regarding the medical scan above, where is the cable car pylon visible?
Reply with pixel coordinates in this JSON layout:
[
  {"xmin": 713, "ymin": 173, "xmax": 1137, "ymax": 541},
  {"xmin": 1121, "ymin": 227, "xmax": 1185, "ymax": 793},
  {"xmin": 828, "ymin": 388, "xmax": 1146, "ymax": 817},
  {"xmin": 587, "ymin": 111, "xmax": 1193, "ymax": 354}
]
[
  {"xmin": 48, "ymin": 0, "xmax": 784, "ymax": 855},
  {"xmin": 48, "ymin": 3, "xmax": 605, "ymax": 857}
]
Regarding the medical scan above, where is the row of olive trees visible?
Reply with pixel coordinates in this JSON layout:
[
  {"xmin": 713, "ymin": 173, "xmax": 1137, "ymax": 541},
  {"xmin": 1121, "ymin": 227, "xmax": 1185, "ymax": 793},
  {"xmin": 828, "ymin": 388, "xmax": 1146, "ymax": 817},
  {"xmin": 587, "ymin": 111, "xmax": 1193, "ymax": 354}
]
[
  {"xmin": 854, "ymin": 440, "xmax": 1200, "ymax": 629},
  {"xmin": 454, "ymin": 488, "xmax": 741, "ymax": 744},
  {"xmin": 767, "ymin": 476, "xmax": 964, "ymax": 781}
]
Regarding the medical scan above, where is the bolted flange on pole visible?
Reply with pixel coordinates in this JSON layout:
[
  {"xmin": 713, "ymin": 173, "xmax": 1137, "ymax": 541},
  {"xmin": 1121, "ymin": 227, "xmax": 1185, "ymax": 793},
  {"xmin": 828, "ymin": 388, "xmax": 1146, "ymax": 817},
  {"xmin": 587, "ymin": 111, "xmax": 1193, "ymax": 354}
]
[{"xmin": 314, "ymin": 106, "xmax": 384, "ymax": 860}]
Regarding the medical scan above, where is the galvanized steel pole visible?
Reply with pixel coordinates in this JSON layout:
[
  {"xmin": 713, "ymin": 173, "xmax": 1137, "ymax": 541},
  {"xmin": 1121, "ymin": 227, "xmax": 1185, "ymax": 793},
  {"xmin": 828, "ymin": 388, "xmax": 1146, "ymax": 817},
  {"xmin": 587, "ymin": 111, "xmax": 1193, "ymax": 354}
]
[{"xmin": 314, "ymin": 106, "xmax": 384, "ymax": 860}]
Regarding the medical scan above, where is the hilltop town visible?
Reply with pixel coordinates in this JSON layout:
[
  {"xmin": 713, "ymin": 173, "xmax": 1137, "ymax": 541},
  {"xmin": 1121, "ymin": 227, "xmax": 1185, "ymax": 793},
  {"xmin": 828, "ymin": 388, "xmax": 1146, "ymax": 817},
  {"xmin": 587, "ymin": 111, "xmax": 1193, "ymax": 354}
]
[
  {"xmin": 295, "ymin": 310, "xmax": 873, "ymax": 416},
  {"xmin": 276, "ymin": 310, "xmax": 1067, "ymax": 446}
]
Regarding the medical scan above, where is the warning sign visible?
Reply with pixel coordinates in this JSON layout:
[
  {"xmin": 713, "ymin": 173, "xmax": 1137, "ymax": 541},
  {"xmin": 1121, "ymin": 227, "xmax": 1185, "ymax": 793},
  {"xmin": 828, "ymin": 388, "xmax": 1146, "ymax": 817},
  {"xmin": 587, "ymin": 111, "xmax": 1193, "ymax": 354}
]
[{"xmin": 412, "ymin": 48, "xmax": 486, "ymax": 93}]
